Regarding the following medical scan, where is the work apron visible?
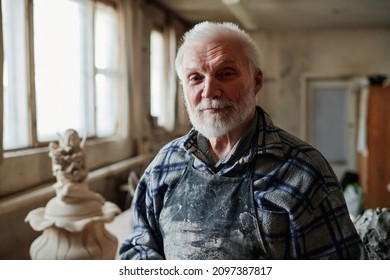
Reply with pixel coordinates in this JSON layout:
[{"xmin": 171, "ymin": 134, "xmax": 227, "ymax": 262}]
[{"xmin": 159, "ymin": 158, "xmax": 266, "ymax": 259}]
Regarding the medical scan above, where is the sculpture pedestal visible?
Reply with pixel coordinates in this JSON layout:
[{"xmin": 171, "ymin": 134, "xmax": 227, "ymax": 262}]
[
  {"xmin": 26, "ymin": 197, "xmax": 121, "ymax": 260},
  {"xmin": 30, "ymin": 221, "xmax": 117, "ymax": 260}
]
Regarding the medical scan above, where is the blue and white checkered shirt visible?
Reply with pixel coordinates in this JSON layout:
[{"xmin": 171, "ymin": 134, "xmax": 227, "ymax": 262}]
[{"xmin": 119, "ymin": 107, "xmax": 367, "ymax": 259}]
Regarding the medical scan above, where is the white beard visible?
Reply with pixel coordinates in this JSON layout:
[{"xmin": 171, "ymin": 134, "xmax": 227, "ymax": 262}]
[{"xmin": 185, "ymin": 93, "xmax": 256, "ymax": 138}]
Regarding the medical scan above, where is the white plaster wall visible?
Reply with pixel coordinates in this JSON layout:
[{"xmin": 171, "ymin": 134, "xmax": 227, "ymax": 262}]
[{"xmin": 252, "ymin": 28, "xmax": 390, "ymax": 137}]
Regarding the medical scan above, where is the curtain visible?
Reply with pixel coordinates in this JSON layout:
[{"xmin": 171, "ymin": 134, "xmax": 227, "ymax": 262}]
[{"xmin": 119, "ymin": 0, "xmax": 151, "ymax": 142}]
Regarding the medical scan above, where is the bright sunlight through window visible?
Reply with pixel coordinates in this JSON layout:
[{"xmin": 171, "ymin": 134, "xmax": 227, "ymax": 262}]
[
  {"xmin": 150, "ymin": 29, "xmax": 164, "ymax": 127},
  {"xmin": 2, "ymin": 0, "xmax": 29, "ymax": 150},
  {"xmin": 2, "ymin": 0, "xmax": 122, "ymax": 149}
]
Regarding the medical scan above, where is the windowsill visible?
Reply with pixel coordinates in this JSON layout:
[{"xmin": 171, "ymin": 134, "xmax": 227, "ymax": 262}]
[
  {"xmin": 0, "ymin": 152, "xmax": 155, "ymax": 216},
  {"xmin": 0, "ymin": 135, "xmax": 134, "ymax": 198},
  {"xmin": 3, "ymin": 135, "xmax": 123, "ymax": 159}
]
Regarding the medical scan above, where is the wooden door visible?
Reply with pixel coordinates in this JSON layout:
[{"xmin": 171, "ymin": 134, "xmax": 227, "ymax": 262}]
[{"xmin": 360, "ymin": 85, "xmax": 390, "ymax": 208}]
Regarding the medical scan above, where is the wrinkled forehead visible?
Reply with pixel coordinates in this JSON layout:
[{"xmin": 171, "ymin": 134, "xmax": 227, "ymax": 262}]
[
  {"xmin": 183, "ymin": 38, "xmax": 248, "ymax": 68},
  {"xmin": 187, "ymin": 34, "xmax": 243, "ymax": 53}
]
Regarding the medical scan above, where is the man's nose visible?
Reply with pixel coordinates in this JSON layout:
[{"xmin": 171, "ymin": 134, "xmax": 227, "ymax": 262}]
[{"xmin": 201, "ymin": 77, "xmax": 221, "ymax": 99}]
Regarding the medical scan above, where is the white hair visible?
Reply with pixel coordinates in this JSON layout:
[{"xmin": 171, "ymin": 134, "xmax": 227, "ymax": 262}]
[{"xmin": 175, "ymin": 21, "xmax": 262, "ymax": 81}]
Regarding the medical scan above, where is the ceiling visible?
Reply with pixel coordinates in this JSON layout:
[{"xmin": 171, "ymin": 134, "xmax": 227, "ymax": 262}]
[{"xmin": 152, "ymin": 0, "xmax": 390, "ymax": 31}]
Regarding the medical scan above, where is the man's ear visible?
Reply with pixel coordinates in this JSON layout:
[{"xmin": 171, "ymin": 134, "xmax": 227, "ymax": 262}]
[{"xmin": 254, "ymin": 68, "xmax": 263, "ymax": 94}]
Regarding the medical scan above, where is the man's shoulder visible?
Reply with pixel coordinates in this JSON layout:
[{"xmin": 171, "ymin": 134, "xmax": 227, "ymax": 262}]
[
  {"xmin": 276, "ymin": 127, "xmax": 312, "ymax": 151},
  {"xmin": 160, "ymin": 134, "xmax": 188, "ymax": 152},
  {"xmin": 275, "ymin": 127, "xmax": 333, "ymax": 172},
  {"xmin": 148, "ymin": 134, "xmax": 190, "ymax": 168}
]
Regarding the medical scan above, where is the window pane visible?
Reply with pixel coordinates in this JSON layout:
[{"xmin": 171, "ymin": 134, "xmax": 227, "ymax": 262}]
[
  {"xmin": 150, "ymin": 30, "xmax": 164, "ymax": 123},
  {"xmin": 95, "ymin": 3, "xmax": 118, "ymax": 70},
  {"xmin": 2, "ymin": 0, "xmax": 29, "ymax": 150},
  {"xmin": 33, "ymin": 0, "xmax": 92, "ymax": 141},
  {"xmin": 95, "ymin": 74, "xmax": 117, "ymax": 137},
  {"xmin": 312, "ymin": 87, "xmax": 348, "ymax": 164},
  {"xmin": 94, "ymin": 2, "xmax": 120, "ymax": 137}
]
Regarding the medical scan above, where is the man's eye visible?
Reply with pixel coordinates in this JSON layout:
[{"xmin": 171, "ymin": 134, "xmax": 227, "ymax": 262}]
[
  {"xmin": 188, "ymin": 75, "xmax": 202, "ymax": 83},
  {"xmin": 220, "ymin": 69, "xmax": 237, "ymax": 79}
]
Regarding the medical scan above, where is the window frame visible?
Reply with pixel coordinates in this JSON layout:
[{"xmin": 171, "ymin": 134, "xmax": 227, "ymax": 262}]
[
  {"xmin": 3, "ymin": 0, "xmax": 126, "ymax": 151},
  {"xmin": 303, "ymin": 76, "xmax": 358, "ymax": 180},
  {"xmin": 0, "ymin": 0, "xmax": 133, "ymax": 198}
]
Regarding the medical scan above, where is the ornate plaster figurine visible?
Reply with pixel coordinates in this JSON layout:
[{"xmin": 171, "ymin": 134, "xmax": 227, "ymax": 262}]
[
  {"xmin": 48, "ymin": 129, "xmax": 103, "ymax": 204},
  {"xmin": 25, "ymin": 129, "xmax": 121, "ymax": 259},
  {"xmin": 49, "ymin": 128, "xmax": 87, "ymax": 184}
]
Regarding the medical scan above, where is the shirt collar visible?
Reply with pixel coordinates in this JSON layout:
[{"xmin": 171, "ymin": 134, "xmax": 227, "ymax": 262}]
[
  {"xmin": 254, "ymin": 107, "xmax": 285, "ymax": 158},
  {"xmin": 183, "ymin": 106, "xmax": 285, "ymax": 166}
]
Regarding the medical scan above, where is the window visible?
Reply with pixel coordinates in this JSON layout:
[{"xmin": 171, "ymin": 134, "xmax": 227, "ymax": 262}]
[
  {"xmin": 150, "ymin": 28, "xmax": 165, "ymax": 127},
  {"xmin": 306, "ymin": 79, "xmax": 357, "ymax": 179},
  {"xmin": 2, "ymin": 0, "xmax": 29, "ymax": 150},
  {"xmin": 149, "ymin": 26, "xmax": 177, "ymax": 131},
  {"xmin": 312, "ymin": 86, "xmax": 348, "ymax": 164},
  {"xmin": 2, "ymin": 0, "xmax": 123, "ymax": 150},
  {"xmin": 94, "ymin": 3, "xmax": 120, "ymax": 137}
]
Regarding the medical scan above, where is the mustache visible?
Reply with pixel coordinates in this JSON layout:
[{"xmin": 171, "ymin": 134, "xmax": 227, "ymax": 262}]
[{"xmin": 196, "ymin": 100, "xmax": 234, "ymax": 110}]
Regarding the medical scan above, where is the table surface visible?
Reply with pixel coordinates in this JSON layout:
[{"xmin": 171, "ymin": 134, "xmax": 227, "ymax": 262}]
[{"xmin": 105, "ymin": 208, "xmax": 133, "ymax": 258}]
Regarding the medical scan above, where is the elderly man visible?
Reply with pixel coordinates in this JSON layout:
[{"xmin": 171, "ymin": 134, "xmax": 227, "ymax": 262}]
[{"xmin": 119, "ymin": 21, "xmax": 366, "ymax": 259}]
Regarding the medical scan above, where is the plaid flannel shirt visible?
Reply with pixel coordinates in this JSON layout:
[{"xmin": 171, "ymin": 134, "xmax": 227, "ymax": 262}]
[{"xmin": 119, "ymin": 107, "xmax": 367, "ymax": 259}]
